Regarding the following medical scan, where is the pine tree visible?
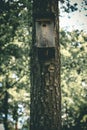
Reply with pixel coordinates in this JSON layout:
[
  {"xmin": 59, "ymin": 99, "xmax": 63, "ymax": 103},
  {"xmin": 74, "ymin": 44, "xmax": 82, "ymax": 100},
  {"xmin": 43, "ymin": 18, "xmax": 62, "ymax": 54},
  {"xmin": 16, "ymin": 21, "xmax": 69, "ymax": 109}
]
[{"xmin": 30, "ymin": 1, "xmax": 61, "ymax": 130}]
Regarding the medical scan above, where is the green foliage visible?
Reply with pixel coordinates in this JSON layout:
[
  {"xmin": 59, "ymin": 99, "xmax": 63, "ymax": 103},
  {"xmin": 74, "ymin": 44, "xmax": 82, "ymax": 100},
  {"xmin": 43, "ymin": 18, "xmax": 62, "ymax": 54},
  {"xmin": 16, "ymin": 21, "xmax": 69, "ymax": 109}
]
[
  {"xmin": 60, "ymin": 29, "xmax": 87, "ymax": 130},
  {"xmin": 0, "ymin": 0, "xmax": 32, "ymax": 129}
]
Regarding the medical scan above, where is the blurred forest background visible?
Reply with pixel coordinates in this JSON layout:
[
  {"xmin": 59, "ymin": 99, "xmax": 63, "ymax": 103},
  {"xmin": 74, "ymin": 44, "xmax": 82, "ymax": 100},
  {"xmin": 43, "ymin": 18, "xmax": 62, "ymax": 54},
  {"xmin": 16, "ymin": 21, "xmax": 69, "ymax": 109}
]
[{"xmin": 0, "ymin": 0, "xmax": 87, "ymax": 130}]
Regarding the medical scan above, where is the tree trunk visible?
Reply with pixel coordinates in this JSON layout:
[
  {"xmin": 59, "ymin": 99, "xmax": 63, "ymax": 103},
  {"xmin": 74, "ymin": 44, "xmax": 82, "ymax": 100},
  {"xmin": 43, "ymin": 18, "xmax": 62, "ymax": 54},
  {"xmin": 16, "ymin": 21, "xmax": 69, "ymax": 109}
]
[
  {"xmin": 3, "ymin": 74, "xmax": 9, "ymax": 130},
  {"xmin": 3, "ymin": 91, "xmax": 9, "ymax": 130},
  {"xmin": 15, "ymin": 121, "xmax": 18, "ymax": 130},
  {"xmin": 30, "ymin": 0, "xmax": 61, "ymax": 130}
]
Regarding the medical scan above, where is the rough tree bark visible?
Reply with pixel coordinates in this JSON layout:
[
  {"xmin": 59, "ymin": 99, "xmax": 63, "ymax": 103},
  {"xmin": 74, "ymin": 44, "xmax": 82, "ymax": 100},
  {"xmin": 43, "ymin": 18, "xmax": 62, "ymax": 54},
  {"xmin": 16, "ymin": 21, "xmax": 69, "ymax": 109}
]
[{"xmin": 30, "ymin": 0, "xmax": 61, "ymax": 130}]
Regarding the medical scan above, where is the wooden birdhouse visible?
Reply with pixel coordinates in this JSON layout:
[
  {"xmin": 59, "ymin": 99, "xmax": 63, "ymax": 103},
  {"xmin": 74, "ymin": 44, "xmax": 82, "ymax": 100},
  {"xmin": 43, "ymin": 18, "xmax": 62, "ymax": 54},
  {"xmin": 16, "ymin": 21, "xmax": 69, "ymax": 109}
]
[{"xmin": 36, "ymin": 18, "xmax": 55, "ymax": 48}]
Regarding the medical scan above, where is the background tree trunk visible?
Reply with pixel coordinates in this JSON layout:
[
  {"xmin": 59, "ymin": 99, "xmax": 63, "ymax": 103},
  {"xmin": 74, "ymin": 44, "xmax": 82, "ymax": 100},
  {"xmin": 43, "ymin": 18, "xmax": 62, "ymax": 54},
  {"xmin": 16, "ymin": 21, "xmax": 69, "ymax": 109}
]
[
  {"xmin": 30, "ymin": 0, "xmax": 61, "ymax": 130},
  {"xmin": 3, "ymin": 91, "xmax": 9, "ymax": 130},
  {"xmin": 3, "ymin": 74, "xmax": 9, "ymax": 130}
]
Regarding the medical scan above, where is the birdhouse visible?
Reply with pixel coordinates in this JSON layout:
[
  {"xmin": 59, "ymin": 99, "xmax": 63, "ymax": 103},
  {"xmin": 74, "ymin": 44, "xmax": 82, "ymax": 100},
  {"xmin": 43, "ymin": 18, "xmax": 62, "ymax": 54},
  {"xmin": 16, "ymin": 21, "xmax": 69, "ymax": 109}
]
[{"xmin": 35, "ymin": 18, "xmax": 55, "ymax": 48}]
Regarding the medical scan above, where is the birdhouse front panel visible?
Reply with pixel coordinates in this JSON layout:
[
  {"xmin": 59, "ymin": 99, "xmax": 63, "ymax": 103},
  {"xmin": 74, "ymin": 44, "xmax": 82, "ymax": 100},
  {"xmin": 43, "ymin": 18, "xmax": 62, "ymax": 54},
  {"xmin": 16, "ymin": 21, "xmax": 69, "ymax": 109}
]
[{"xmin": 36, "ymin": 20, "xmax": 55, "ymax": 48}]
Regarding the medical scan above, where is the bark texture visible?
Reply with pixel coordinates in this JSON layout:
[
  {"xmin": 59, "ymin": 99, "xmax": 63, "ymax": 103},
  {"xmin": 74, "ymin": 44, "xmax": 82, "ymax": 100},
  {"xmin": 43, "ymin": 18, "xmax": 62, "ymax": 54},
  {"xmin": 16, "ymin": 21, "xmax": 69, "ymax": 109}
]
[{"xmin": 30, "ymin": 1, "xmax": 61, "ymax": 130}]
